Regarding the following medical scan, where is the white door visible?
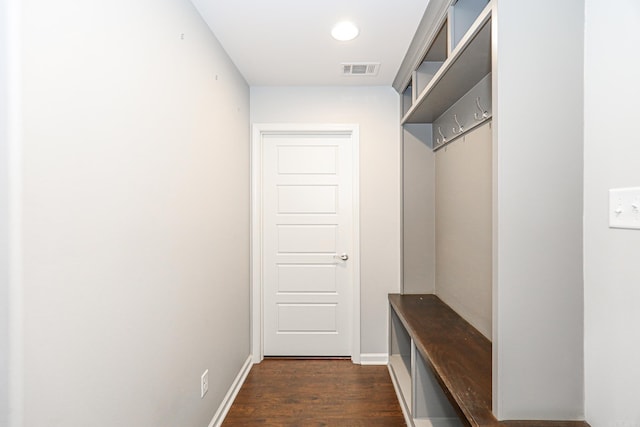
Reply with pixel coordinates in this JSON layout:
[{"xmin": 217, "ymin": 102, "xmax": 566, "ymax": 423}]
[{"xmin": 262, "ymin": 132, "xmax": 355, "ymax": 356}]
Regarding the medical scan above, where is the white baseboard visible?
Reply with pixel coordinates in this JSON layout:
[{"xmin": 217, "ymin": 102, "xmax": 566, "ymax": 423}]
[
  {"xmin": 208, "ymin": 355, "xmax": 253, "ymax": 427},
  {"xmin": 359, "ymin": 353, "xmax": 389, "ymax": 365}
]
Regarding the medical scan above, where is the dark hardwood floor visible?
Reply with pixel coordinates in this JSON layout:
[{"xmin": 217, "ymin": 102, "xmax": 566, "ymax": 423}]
[{"xmin": 222, "ymin": 359, "xmax": 406, "ymax": 426}]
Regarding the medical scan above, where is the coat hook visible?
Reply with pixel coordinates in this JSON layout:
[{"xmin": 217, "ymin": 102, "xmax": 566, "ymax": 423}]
[
  {"xmin": 438, "ymin": 127, "xmax": 446, "ymax": 144},
  {"xmin": 453, "ymin": 114, "xmax": 464, "ymax": 134},
  {"xmin": 474, "ymin": 97, "xmax": 488, "ymax": 120}
]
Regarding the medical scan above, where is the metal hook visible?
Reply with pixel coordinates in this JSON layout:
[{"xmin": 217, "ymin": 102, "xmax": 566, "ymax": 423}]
[
  {"xmin": 437, "ymin": 127, "xmax": 446, "ymax": 145},
  {"xmin": 453, "ymin": 114, "xmax": 464, "ymax": 134},
  {"xmin": 474, "ymin": 97, "xmax": 488, "ymax": 120}
]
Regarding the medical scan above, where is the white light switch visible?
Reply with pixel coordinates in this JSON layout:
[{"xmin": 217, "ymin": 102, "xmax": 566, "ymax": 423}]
[{"xmin": 609, "ymin": 187, "xmax": 640, "ymax": 229}]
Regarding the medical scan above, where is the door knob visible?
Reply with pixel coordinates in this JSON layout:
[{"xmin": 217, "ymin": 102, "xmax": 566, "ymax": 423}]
[{"xmin": 336, "ymin": 253, "xmax": 349, "ymax": 261}]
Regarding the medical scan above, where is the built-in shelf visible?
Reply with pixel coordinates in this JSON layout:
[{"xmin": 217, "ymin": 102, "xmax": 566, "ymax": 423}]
[
  {"xmin": 389, "ymin": 294, "xmax": 492, "ymax": 427},
  {"xmin": 448, "ymin": 0, "xmax": 491, "ymax": 53},
  {"xmin": 388, "ymin": 354, "xmax": 412, "ymax": 412},
  {"xmin": 395, "ymin": 0, "xmax": 589, "ymax": 422},
  {"xmin": 389, "ymin": 294, "xmax": 591, "ymax": 427},
  {"xmin": 402, "ymin": 4, "xmax": 492, "ymax": 124},
  {"xmin": 426, "ymin": 22, "xmax": 448, "ymax": 62},
  {"xmin": 415, "ymin": 61, "xmax": 444, "ymax": 100},
  {"xmin": 414, "ymin": 22, "xmax": 447, "ymax": 98}
]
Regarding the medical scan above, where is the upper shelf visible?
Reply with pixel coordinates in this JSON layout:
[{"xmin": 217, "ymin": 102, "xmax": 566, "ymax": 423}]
[{"xmin": 402, "ymin": 4, "xmax": 492, "ymax": 124}]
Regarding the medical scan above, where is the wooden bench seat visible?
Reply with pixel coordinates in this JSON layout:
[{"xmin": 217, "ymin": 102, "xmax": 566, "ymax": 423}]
[{"xmin": 388, "ymin": 294, "xmax": 589, "ymax": 427}]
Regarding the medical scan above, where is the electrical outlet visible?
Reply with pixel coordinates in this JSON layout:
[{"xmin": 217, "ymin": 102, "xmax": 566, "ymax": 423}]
[{"xmin": 200, "ymin": 369, "xmax": 209, "ymax": 398}]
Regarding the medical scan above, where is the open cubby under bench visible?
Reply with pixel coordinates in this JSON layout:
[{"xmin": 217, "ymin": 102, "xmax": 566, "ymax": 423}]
[{"xmin": 388, "ymin": 294, "xmax": 590, "ymax": 427}]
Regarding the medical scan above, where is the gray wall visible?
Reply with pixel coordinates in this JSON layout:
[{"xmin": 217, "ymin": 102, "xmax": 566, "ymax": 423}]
[
  {"xmin": 435, "ymin": 122, "xmax": 492, "ymax": 339},
  {"xmin": 17, "ymin": 0, "xmax": 250, "ymax": 425},
  {"xmin": 493, "ymin": 0, "xmax": 584, "ymax": 419},
  {"xmin": 584, "ymin": 1, "xmax": 640, "ymax": 425},
  {"xmin": 250, "ymin": 86, "xmax": 401, "ymax": 358},
  {"xmin": 402, "ymin": 124, "xmax": 436, "ymax": 295}
]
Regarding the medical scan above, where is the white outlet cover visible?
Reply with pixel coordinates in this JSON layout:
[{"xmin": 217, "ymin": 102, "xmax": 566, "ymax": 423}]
[{"xmin": 609, "ymin": 187, "xmax": 640, "ymax": 230}]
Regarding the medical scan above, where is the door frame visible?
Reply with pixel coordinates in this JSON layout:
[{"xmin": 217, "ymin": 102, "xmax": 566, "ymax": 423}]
[{"xmin": 251, "ymin": 123, "xmax": 361, "ymax": 364}]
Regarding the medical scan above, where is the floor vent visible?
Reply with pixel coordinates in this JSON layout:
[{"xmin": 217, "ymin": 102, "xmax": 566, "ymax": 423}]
[{"xmin": 342, "ymin": 63, "xmax": 380, "ymax": 76}]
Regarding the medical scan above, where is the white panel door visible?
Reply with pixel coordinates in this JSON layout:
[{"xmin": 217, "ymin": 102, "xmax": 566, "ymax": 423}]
[{"xmin": 263, "ymin": 134, "xmax": 354, "ymax": 356}]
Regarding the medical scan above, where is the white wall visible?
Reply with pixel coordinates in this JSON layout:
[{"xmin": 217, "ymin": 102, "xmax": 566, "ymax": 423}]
[
  {"xmin": 1, "ymin": 0, "xmax": 10, "ymax": 424},
  {"xmin": 251, "ymin": 86, "xmax": 401, "ymax": 357},
  {"xmin": 493, "ymin": 0, "xmax": 584, "ymax": 419},
  {"xmin": 17, "ymin": 0, "xmax": 250, "ymax": 426},
  {"xmin": 584, "ymin": 1, "xmax": 640, "ymax": 426}
]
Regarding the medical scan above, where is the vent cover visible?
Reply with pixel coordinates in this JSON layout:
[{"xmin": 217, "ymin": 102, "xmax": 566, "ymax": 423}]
[{"xmin": 342, "ymin": 63, "xmax": 380, "ymax": 76}]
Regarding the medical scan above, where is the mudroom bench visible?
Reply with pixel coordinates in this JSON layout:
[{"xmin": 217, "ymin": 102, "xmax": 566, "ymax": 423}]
[{"xmin": 388, "ymin": 294, "xmax": 589, "ymax": 427}]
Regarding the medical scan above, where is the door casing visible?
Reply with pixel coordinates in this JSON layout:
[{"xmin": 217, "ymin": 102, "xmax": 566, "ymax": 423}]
[{"xmin": 251, "ymin": 123, "xmax": 361, "ymax": 364}]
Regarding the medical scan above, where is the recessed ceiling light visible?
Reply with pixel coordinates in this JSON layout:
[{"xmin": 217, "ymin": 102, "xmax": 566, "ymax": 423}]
[{"xmin": 331, "ymin": 21, "xmax": 359, "ymax": 41}]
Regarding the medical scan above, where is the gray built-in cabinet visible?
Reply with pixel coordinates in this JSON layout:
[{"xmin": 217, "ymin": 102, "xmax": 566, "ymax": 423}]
[{"xmin": 394, "ymin": 0, "xmax": 585, "ymax": 424}]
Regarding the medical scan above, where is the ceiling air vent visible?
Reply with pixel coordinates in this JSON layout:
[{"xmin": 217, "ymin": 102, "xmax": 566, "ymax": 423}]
[{"xmin": 342, "ymin": 63, "xmax": 380, "ymax": 76}]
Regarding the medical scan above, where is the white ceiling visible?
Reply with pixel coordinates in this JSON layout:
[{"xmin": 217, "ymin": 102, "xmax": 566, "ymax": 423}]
[{"xmin": 190, "ymin": 0, "xmax": 429, "ymax": 86}]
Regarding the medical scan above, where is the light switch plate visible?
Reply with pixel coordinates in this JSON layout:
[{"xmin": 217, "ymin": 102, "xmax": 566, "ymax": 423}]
[{"xmin": 609, "ymin": 187, "xmax": 640, "ymax": 229}]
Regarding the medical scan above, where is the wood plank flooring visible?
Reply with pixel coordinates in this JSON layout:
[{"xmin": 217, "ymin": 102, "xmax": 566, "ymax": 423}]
[{"xmin": 222, "ymin": 359, "xmax": 406, "ymax": 426}]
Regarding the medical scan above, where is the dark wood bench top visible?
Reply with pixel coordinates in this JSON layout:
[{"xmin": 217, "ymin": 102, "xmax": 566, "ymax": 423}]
[{"xmin": 388, "ymin": 294, "xmax": 589, "ymax": 427}]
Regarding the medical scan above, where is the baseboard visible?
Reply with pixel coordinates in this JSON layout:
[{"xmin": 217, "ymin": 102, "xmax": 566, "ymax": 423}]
[
  {"xmin": 359, "ymin": 353, "xmax": 389, "ymax": 365},
  {"xmin": 208, "ymin": 355, "xmax": 253, "ymax": 427}
]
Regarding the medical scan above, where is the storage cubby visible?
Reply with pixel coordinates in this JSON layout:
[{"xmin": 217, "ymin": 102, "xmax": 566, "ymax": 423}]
[
  {"xmin": 389, "ymin": 309, "xmax": 412, "ymax": 408},
  {"xmin": 414, "ymin": 23, "xmax": 447, "ymax": 98},
  {"xmin": 447, "ymin": 0, "xmax": 490, "ymax": 53},
  {"xmin": 390, "ymin": 302, "xmax": 462, "ymax": 427},
  {"xmin": 413, "ymin": 348, "xmax": 462, "ymax": 427}
]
